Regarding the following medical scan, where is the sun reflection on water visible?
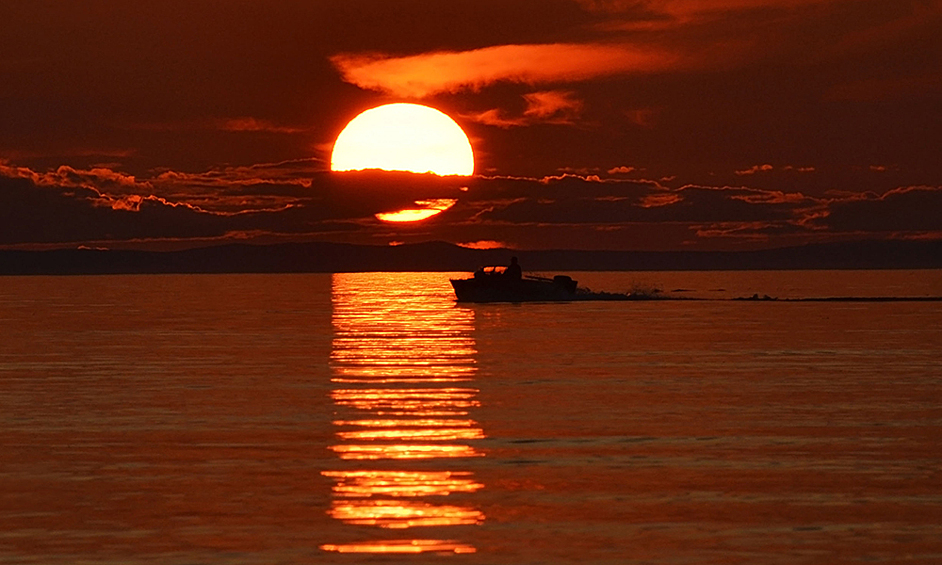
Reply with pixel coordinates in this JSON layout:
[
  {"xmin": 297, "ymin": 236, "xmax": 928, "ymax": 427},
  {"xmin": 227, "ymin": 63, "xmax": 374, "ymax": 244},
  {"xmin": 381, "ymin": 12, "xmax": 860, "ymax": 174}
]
[
  {"xmin": 321, "ymin": 539, "xmax": 476, "ymax": 554},
  {"xmin": 322, "ymin": 273, "xmax": 484, "ymax": 554},
  {"xmin": 323, "ymin": 470, "xmax": 483, "ymax": 498}
]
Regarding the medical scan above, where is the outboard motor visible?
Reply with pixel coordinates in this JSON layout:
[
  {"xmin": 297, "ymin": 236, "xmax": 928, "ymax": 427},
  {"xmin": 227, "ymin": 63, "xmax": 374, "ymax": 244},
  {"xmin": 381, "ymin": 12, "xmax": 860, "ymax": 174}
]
[{"xmin": 553, "ymin": 275, "xmax": 578, "ymax": 293}]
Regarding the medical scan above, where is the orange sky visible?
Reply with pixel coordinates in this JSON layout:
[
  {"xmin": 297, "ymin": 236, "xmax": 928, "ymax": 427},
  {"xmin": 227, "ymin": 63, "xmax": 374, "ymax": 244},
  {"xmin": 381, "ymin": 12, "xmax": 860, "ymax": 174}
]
[{"xmin": 1, "ymin": 0, "xmax": 940, "ymax": 251}]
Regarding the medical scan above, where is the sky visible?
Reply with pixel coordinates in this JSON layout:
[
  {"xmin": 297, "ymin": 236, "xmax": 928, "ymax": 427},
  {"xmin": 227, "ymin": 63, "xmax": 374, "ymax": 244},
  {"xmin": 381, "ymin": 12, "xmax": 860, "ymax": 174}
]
[{"xmin": 2, "ymin": 0, "xmax": 941, "ymax": 252}]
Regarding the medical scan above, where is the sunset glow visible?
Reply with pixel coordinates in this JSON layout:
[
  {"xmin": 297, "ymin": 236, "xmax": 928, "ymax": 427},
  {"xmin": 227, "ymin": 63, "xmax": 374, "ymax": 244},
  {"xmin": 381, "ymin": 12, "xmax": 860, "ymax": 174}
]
[
  {"xmin": 5, "ymin": 3, "xmax": 942, "ymax": 564},
  {"xmin": 331, "ymin": 104, "xmax": 474, "ymax": 176},
  {"xmin": 4, "ymin": 3, "xmax": 941, "ymax": 254}
]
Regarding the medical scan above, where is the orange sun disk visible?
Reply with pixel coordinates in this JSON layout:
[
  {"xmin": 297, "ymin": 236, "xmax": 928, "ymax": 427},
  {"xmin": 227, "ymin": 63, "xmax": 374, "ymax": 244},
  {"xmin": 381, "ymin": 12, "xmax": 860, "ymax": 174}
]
[
  {"xmin": 331, "ymin": 103, "xmax": 474, "ymax": 176},
  {"xmin": 330, "ymin": 103, "xmax": 472, "ymax": 223}
]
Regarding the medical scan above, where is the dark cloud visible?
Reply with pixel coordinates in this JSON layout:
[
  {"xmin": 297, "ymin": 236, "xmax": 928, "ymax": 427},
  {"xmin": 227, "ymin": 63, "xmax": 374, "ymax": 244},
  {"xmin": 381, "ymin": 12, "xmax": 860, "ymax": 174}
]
[
  {"xmin": 464, "ymin": 178, "xmax": 814, "ymax": 225},
  {"xmin": 0, "ymin": 173, "xmax": 224, "ymax": 245},
  {"xmin": 2, "ymin": 162, "xmax": 939, "ymax": 250},
  {"xmin": 0, "ymin": 163, "xmax": 469, "ymax": 247},
  {"xmin": 825, "ymin": 186, "xmax": 942, "ymax": 233},
  {"xmin": 447, "ymin": 175, "xmax": 940, "ymax": 247}
]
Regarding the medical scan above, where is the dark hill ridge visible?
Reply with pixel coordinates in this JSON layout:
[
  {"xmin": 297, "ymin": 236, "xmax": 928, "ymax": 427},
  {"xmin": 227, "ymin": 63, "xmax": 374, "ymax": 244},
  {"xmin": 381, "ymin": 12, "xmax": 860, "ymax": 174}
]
[{"xmin": 0, "ymin": 239, "xmax": 940, "ymax": 275}]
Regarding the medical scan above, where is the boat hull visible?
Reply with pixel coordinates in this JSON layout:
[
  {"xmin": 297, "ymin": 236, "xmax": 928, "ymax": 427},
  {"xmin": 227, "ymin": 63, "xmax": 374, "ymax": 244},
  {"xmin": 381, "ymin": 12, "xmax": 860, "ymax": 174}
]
[{"xmin": 450, "ymin": 276, "xmax": 577, "ymax": 303}]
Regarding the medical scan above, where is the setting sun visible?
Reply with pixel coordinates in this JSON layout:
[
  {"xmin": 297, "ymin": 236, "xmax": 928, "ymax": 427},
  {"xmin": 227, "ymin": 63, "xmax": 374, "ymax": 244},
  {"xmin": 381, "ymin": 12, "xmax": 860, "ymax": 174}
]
[{"xmin": 331, "ymin": 103, "xmax": 474, "ymax": 176}]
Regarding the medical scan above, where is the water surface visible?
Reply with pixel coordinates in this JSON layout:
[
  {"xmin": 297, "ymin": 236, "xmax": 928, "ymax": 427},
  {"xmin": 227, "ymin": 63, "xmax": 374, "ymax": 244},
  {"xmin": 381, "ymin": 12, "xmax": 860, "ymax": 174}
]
[{"xmin": 1, "ymin": 271, "xmax": 940, "ymax": 564}]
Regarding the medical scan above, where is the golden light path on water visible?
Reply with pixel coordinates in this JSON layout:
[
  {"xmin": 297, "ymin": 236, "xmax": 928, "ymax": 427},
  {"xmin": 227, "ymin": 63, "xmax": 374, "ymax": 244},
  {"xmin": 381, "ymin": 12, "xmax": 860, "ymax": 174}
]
[{"xmin": 321, "ymin": 273, "xmax": 484, "ymax": 554}]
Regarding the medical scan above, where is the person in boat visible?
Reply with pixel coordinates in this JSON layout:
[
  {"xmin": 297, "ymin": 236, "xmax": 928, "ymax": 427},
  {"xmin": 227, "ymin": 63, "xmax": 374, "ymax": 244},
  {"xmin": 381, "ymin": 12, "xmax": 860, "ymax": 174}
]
[{"xmin": 505, "ymin": 256, "xmax": 522, "ymax": 280}]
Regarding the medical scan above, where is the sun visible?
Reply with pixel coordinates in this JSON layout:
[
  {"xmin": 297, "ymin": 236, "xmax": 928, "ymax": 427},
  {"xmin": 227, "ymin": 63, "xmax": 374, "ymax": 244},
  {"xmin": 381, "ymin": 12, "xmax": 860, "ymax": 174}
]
[{"xmin": 331, "ymin": 103, "xmax": 474, "ymax": 176}]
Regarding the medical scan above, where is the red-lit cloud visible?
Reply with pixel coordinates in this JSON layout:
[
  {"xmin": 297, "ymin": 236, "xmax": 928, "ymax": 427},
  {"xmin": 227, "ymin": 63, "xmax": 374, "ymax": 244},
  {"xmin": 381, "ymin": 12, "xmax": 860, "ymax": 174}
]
[
  {"xmin": 217, "ymin": 117, "xmax": 307, "ymax": 134},
  {"xmin": 331, "ymin": 43, "xmax": 681, "ymax": 97},
  {"xmin": 735, "ymin": 164, "xmax": 774, "ymax": 176},
  {"xmin": 461, "ymin": 109, "xmax": 525, "ymax": 129},
  {"xmin": 523, "ymin": 91, "xmax": 583, "ymax": 122},
  {"xmin": 464, "ymin": 90, "xmax": 584, "ymax": 128},
  {"xmin": 783, "ymin": 166, "xmax": 816, "ymax": 172},
  {"xmin": 458, "ymin": 240, "xmax": 510, "ymax": 250}
]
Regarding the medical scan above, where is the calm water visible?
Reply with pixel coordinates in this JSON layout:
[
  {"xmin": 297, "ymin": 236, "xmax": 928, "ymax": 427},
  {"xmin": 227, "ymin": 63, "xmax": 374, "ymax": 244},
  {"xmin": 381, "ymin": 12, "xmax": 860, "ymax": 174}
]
[{"xmin": 1, "ymin": 271, "xmax": 941, "ymax": 564}]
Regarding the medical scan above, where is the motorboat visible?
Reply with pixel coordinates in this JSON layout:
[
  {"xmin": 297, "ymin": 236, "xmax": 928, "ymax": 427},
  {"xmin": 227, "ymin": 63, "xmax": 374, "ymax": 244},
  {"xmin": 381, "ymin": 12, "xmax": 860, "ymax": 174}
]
[{"xmin": 450, "ymin": 266, "xmax": 579, "ymax": 303}]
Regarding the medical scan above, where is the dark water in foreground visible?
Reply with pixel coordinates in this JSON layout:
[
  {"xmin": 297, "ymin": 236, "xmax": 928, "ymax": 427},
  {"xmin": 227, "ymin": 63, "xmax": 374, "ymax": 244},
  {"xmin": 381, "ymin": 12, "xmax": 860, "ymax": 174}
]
[{"xmin": 1, "ymin": 270, "xmax": 941, "ymax": 564}]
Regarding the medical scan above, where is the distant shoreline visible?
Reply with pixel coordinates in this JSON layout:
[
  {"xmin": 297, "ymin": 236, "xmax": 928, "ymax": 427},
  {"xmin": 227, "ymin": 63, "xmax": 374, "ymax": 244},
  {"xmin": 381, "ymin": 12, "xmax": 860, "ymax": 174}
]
[{"xmin": 1, "ymin": 239, "xmax": 940, "ymax": 276}]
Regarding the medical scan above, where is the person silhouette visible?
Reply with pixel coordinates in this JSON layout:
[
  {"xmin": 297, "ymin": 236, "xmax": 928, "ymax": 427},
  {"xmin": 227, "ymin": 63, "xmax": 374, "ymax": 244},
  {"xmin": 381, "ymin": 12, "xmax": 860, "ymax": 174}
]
[{"xmin": 505, "ymin": 256, "xmax": 522, "ymax": 279}]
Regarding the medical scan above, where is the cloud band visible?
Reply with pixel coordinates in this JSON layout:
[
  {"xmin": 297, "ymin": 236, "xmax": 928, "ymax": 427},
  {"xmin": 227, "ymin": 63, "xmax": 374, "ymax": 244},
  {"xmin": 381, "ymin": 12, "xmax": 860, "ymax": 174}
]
[{"xmin": 331, "ymin": 42, "xmax": 680, "ymax": 97}]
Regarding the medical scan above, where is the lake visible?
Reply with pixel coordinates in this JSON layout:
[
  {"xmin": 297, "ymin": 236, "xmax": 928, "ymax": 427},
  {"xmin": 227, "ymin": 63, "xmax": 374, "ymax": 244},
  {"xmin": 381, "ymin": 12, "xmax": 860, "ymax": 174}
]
[{"xmin": 1, "ymin": 270, "xmax": 941, "ymax": 564}]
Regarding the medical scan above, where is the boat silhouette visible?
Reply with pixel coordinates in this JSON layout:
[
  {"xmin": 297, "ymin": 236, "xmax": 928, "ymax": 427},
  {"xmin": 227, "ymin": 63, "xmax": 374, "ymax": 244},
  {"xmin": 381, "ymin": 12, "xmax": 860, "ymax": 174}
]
[{"xmin": 450, "ymin": 266, "xmax": 578, "ymax": 303}]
